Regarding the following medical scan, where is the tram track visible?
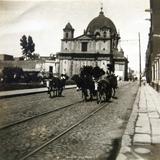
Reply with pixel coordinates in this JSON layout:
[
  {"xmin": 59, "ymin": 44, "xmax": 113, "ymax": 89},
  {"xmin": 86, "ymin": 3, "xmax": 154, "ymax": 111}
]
[
  {"xmin": 0, "ymin": 82, "xmax": 131, "ymax": 131},
  {"xmin": 18, "ymin": 82, "xmax": 137, "ymax": 160},
  {"xmin": 0, "ymin": 82, "xmax": 137, "ymax": 160},
  {"xmin": 0, "ymin": 100, "xmax": 83, "ymax": 130},
  {"xmin": 19, "ymin": 102, "xmax": 110, "ymax": 160}
]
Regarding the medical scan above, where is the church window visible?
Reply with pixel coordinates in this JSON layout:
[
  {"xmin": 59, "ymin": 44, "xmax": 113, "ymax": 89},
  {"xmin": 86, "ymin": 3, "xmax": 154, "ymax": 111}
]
[
  {"xmin": 103, "ymin": 48, "xmax": 105, "ymax": 50},
  {"xmin": 49, "ymin": 66, "xmax": 53, "ymax": 73},
  {"xmin": 66, "ymin": 32, "xmax": 68, "ymax": 38},
  {"xmin": 95, "ymin": 32, "xmax": 100, "ymax": 38},
  {"xmin": 103, "ymin": 31, "xmax": 106, "ymax": 38},
  {"xmin": 65, "ymin": 48, "xmax": 67, "ymax": 50},
  {"xmin": 81, "ymin": 42, "xmax": 88, "ymax": 51}
]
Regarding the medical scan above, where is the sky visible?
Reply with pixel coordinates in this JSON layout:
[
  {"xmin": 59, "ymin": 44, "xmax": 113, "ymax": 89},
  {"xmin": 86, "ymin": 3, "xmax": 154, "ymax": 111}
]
[{"xmin": 0, "ymin": 0, "xmax": 150, "ymax": 72}]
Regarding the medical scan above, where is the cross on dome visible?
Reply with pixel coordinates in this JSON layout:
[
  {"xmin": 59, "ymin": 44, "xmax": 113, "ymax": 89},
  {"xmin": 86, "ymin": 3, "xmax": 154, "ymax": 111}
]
[
  {"xmin": 100, "ymin": 2, "xmax": 103, "ymax": 12},
  {"xmin": 100, "ymin": 2, "xmax": 104, "ymax": 15}
]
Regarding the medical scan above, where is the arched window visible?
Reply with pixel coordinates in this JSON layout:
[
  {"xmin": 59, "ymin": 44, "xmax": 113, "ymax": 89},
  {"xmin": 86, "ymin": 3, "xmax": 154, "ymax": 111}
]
[
  {"xmin": 95, "ymin": 32, "xmax": 100, "ymax": 38},
  {"xmin": 66, "ymin": 32, "xmax": 68, "ymax": 38}
]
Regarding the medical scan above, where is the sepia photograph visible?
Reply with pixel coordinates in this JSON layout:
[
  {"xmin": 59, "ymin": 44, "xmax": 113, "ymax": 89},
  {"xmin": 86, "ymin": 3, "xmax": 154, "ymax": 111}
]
[{"xmin": 0, "ymin": 0, "xmax": 160, "ymax": 159}]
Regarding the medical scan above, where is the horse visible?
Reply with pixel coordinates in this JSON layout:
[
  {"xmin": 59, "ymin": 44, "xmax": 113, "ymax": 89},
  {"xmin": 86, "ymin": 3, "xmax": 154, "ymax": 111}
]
[
  {"xmin": 96, "ymin": 78, "xmax": 112, "ymax": 104},
  {"xmin": 106, "ymin": 74, "xmax": 118, "ymax": 98},
  {"xmin": 48, "ymin": 74, "xmax": 68, "ymax": 98},
  {"xmin": 71, "ymin": 74, "xmax": 95, "ymax": 101},
  {"xmin": 71, "ymin": 74, "xmax": 82, "ymax": 91},
  {"xmin": 72, "ymin": 66, "xmax": 118, "ymax": 102}
]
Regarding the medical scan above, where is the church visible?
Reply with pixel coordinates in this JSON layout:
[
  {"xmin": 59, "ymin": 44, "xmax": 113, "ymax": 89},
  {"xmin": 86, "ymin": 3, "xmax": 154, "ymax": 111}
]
[{"xmin": 57, "ymin": 8, "xmax": 128, "ymax": 80}]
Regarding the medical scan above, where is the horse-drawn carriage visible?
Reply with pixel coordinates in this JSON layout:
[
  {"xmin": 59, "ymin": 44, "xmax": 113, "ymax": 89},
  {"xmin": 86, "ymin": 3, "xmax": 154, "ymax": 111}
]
[
  {"xmin": 72, "ymin": 66, "xmax": 118, "ymax": 103},
  {"xmin": 46, "ymin": 74, "xmax": 69, "ymax": 98}
]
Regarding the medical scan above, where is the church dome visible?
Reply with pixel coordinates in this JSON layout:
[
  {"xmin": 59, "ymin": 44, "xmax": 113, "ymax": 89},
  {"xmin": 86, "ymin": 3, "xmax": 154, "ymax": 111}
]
[{"xmin": 86, "ymin": 10, "xmax": 117, "ymax": 35}]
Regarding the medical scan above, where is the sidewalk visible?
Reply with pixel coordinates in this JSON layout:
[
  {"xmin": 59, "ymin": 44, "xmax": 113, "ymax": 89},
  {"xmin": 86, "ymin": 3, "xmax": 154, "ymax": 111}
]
[
  {"xmin": 0, "ymin": 81, "xmax": 127, "ymax": 99},
  {"xmin": 117, "ymin": 83, "xmax": 160, "ymax": 160},
  {"xmin": 0, "ymin": 85, "xmax": 76, "ymax": 98}
]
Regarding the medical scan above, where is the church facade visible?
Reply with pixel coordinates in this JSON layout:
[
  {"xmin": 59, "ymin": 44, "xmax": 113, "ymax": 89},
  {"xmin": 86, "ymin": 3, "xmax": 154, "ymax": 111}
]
[{"xmin": 57, "ymin": 9, "xmax": 128, "ymax": 80}]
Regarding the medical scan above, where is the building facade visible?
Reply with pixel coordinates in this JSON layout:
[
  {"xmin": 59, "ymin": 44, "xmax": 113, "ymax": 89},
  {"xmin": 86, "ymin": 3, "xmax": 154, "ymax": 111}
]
[
  {"xmin": 114, "ymin": 49, "xmax": 128, "ymax": 81},
  {"xmin": 57, "ymin": 8, "xmax": 128, "ymax": 78},
  {"xmin": 146, "ymin": 0, "xmax": 160, "ymax": 90},
  {"xmin": 0, "ymin": 54, "xmax": 14, "ymax": 61},
  {"xmin": 0, "ymin": 55, "xmax": 59, "ymax": 78}
]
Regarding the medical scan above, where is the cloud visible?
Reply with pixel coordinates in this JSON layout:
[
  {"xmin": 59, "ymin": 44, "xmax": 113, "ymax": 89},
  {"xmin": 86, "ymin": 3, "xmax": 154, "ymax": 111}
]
[
  {"xmin": 0, "ymin": 2, "xmax": 53, "ymax": 35},
  {"xmin": 1, "ymin": 19, "xmax": 50, "ymax": 35},
  {"xmin": 0, "ymin": 0, "xmax": 150, "ymax": 71}
]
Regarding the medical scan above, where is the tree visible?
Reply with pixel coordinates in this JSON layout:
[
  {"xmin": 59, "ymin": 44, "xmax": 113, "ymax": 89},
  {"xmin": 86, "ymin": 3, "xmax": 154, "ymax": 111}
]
[
  {"xmin": 2, "ymin": 67, "xmax": 24, "ymax": 83},
  {"xmin": 32, "ymin": 53, "xmax": 40, "ymax": 60},
  {"xmin": 20, "ymin": 35, "xmax": 35, "ymax": 60},
  {"xmin": 20, "ymin": 35, "xmax": 28, "ymax": 58}
]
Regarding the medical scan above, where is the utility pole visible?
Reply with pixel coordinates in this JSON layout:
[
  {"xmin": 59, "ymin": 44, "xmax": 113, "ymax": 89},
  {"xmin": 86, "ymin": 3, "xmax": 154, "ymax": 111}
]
[{"xmin": 138, "ymin": 32, "xmax": 142, "ymax": 86}]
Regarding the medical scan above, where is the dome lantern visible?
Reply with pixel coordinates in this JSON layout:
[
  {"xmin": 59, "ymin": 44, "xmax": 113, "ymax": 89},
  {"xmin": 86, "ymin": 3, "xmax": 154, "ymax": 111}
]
[
  {"xmin": 99, "ymin": 3, "xmax": 104, "ymax": 15},
  {"xmin": 86, "ymin": 10, "xmax": 117, "ymax": 37}
]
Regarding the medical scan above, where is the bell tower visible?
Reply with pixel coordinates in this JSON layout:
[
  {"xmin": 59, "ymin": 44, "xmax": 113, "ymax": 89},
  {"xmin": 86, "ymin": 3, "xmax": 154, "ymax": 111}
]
[{"xmin": 63, "ymin": 22, "xmax": 74, "ymax": 39}]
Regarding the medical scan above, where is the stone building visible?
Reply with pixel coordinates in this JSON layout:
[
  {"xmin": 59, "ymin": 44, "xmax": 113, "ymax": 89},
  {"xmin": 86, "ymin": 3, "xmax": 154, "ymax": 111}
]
[
  {"xmin": 0, "ymin": 54, "xmax": 14, "ymax": 61},
  {"xmin": 114, "ymin": 48, "xmax": 128, "ymax": 81},
  {"xmin": 145, "ymin": 0, "xmax": 160, "ymax": 90},
  {"xmin": 57, "ymin": 8, "xmax": 128, "ymax": 78},
  {"xmin": 0, "ymin": 54, "xmax": 59, "ymax": 78}
]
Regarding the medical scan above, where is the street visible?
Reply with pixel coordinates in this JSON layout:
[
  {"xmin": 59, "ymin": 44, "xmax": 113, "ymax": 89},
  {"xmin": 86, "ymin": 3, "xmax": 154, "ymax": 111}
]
[
  {"xmin": 0, "ymin": 1, "xmax": 160, "ymax": 159},
  {"xmin": 0, "ymin": 81, "xmax": 138, "ymax": 160}
]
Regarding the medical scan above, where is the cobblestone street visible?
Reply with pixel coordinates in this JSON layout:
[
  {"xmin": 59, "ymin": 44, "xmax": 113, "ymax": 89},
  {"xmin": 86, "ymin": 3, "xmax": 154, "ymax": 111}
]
[
  {"xmin": 0, "ymin": 0, "xmax": 158, "ymax": 159},
  {"xmin": 0, "ymin": 82, "xmax": 138, "ymax": 160},
  {"xmin": 0, "ymin": 88, "xmax": 81, "ymax": 127}
]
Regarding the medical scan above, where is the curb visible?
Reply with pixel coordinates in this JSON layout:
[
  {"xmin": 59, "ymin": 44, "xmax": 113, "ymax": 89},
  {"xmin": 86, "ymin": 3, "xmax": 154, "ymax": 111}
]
[
  {"xmin": 116, "ymin": 87, "xmax": 140, "ymax": 160},
  {"xmin": 0, "ymin": 85, "xmax": 76, "ymax": 99}
]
